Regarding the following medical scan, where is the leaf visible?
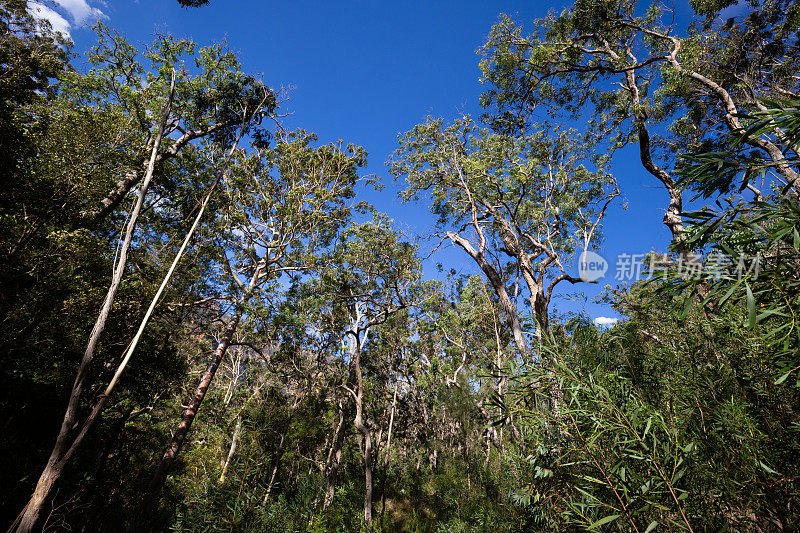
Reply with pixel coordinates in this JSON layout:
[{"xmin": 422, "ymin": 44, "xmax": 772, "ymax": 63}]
[
  {"xmin": 746, "ymin": 283, "xmax": 755, "ymax": 329},
  {"xmin": 759, "ymin": 461, "xmax": 780, "ymax": 475},
  {"xmin": 717, "ymin": 280, "xmax": 742, "ymax": 307},
  {"xmin": 644, "ymin": 521, "xmax": 659, "ymax": 533},
  {"xmin": 588, "ymin": 514, "xmax": 621, "ymax": 530}
]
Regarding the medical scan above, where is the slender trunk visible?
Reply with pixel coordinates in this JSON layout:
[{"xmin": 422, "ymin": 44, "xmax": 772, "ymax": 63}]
[
  {"xmin": 361, "ymin": 430, "xmax": 373, "ymax": 525},
  {"xmin": 379, "ymin": 385, "xmax": 398, "ymax": 518},
  {"xmin": 219, "ymin": 416, "xmax": 241, "ymax": 483},
  {"xmin": 131, "ymin": 311, "xmax": 242, "ymax": 531},
  {"xmin": 351, "ymin": 342, "xmax": 373, "ymax": 525},
  {"xmin": 446, "ymin": 232, "xmax": 530, "ymax": 355},
  {"xmin": 384, "ymin": 385, "xmax": 397, "ymax": 467},
  {"xmin": 12, "ymin": 75, "xmax": 176, "ymax": 533},
  {"xmin": 322, "ymin": 402, "xmax": 348, "ymax": 511},
  {"xmin": 322, "ymin": 363, "xmax": 357, "ymax": 512}
]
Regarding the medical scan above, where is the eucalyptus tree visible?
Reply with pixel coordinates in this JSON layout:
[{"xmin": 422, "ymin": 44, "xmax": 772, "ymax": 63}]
[
  {"xmin": 133, "ymin": 129, "xmax": 368, "ymax": 529},
  {"xmin": 392, "ymin": 117, "xmax": 618, "ymax": 345},
  {"xmin": 424, "ymin": 275, "xmax": 512, "ymax": 449},
  {"xmin": 479, "ymin": 0, "xmax": 800, "ymax": 247},
  {"xmin": 302, "ymin": 215, "xmax": 420, "ymax": 525},
  {"xmin": 11, "ymin": 28, "xmax": 277, "ymax": 532},
  {"xmin": 72, "ymin": 24, "xmax": 276, "ymax": 228},
  {"xmin": 0, "ymin": 0, "xmax": 68, "ymax": 182}
]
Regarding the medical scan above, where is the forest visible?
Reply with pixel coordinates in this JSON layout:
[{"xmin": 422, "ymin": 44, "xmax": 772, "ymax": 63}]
[{"xmin": 1, "ymin": 0, "xmax": 799, "ymax": 530}]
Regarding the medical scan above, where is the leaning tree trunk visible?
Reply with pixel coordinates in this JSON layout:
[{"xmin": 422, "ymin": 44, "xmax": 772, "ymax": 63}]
[
  {"xmin": 131, "ymin": 257, "xmax": 261, "ymax": 531},
  {"xmin": 11, "ymin": 76, "xmax": 176, "ymax": 533},
  {"xmin": 218, "ymin": 416, "xmax": 241, "ymax": 483},
  {"xmin": 131, "ymin": 311, "xmax": 243, "ymax": 531}
]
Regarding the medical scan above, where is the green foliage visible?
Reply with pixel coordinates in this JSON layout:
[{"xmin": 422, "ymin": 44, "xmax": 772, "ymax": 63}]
[
  {"xmin": 3, "ymin": 4, "xmax": 800, "ymax": 533},
  {"xmin": 666, "ymin": 101, "xmax": 800, "ymax": 383}
]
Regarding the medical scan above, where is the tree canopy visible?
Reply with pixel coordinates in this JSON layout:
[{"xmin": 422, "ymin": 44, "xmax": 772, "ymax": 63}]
[{"xmin": 2, "ymin": 1, "xmax": 799, "ymax": 531}]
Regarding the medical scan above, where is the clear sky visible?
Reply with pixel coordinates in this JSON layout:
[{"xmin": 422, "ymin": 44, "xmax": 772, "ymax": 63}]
[{"xmin": 49, "ymin": 0, "xmax": 699, "ymax": 325}]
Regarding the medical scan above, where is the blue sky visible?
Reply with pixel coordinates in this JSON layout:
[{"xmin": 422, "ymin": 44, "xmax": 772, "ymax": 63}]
[{"xmin": 42, "ymin": 0, "xmax": 703, "ymax": 325}]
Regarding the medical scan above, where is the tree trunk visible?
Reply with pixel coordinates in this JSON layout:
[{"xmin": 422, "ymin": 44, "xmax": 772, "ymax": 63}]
[
  {"xmin": 361, "ymin": 430, "xmax": 374, "ymax": 525},
  {"xmin": 322, "ymin": 361, "xmax": 357, "ymax": 512},
  {"xmin": 262, "ymin": 429, "xmax": 287, "ymax": 504},
  {"xmin": 322, "ymin": 402, "xmax": 348, "ymax": 511},
  {"xmin": 12, "ymin": 75, "xmax": 176, "ymax": 533},
  {"xmin": 131, "ymin": 311, "xmax": 242, "ymax": 531},
  {"xmin": 351, "ymin": 341, "xmax": 373, "ymax": 525},
  {"xmin": 219, "ymin": 416, "xmax": 241, "ymax": 483},
  {"xmin": 379, "ymin": 385, "xmax": 398, "ymax": 517}
]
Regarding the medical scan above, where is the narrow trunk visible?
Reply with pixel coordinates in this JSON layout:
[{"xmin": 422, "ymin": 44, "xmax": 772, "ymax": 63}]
[
  {"xmin": 446, "ymin": 232, "xmax": 530, "ymax": 355},
  {"xmin": 384, "ymin": 385, "xmax": 397, "ymax": 467},
  {"xmin": 262, "ymin": 429, "xmax": 287, "ymax": 504},
  {"xmin": 13, "ymin": 76, "xmax": 175, "ymax": 533},
  {"xmin": 322, "ymin": 360, "xmax": 357, "ymax": 512},
  {"xmin": 131, "ymin": 311, "xmax": 242, "ymax": 531},
  {"xmin": 361, "ymin": 431, "xmax": 373, "ymax": 525},
  {"xmin": 351, "ymin": 342, "xmax": 373, "ymax": 525},
  {"xmin": 322, "ymin": 403, "xmax": 348, "ymax": 511},
  {"xmin": 219, "ymin": 416, "xmax": 241, "ymax": 483},
  {"xmin": 379, "ymin": 385, "xmax": 398, "ymax": 517}
]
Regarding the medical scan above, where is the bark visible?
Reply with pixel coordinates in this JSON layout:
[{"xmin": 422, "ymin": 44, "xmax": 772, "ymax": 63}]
[
  {"xmin": 131, "ymin": 308, "xmax": 244, "ymax": 531},
  {"xmin": 597, "ymin": 40, "xmax": 688, "ymax": 248},
  {"xmin": 12, "ymin": 74, "xmax": 176, "ymax": 533},
  {"xmin": 322, "ymin": 401, "xmax": 349, "ymax": 511},
  {"xmin": 218, "ymin": 416, "xmax": 241, "ymax": 483},
  {"xmin": 383, "ymin": 385, "xmax": 397, "ymax": 467},
  {"xmin": 351, "ymin": 340, "xmax": 373, "ymax": 525},
  {"xmin": 446, "ymin": 232, "xmax": 530, "ymax": 355},
  {"xmin": 379, "ymin": 386, "xmax": 398, "ymax": 518},
  {"xmin": 84, "ymin": 118, "xmax": 243, "ymax": 228},
  {"xmin": 322, "ymin": 362, "xmax": 357, "ymax": 511}
]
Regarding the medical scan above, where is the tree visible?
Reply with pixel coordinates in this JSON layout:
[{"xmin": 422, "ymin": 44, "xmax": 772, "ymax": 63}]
[
  {"xmin": 0, "ymin": 0, "xmax": 68, "ymax": 182},
  {"xmin": 328, "ymin": 216, "xmax": 419, "ymax": 525},
  {"xmin": 392, "ymin": 116, "xmax": 618, "ymax": 345},
  {"xmin": 479, "ymin": 0, "xmax": 800, "ymax": 248},
  {"xmin": 291, "ymin": 214, "xmax": 420, "ymax": 524},
  {"xmin": 133, "ymin": 129, "xmax": 368, "ymax": 529},
  {"xmin": 9, "ymin": 26, "xmax": 276, "ymax": 530}
]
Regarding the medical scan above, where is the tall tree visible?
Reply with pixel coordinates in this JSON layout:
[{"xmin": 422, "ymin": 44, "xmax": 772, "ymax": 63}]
[
  {"xmin": 328, "ymin": 216, "xmax": 420, "ymax": 525},
  {"xmin": 133, "ymin": 129, "xmax": 368, "ymax": 529},
  {"xmin": 392, "ymin": 116, "xmax": 618, "ymax": 343},
  {"xmin": 479, "ymin": 0, "xmax": 799, "ymax": 246},
  {"xmin": 9, "ymin": 27, "xmax": 276, "ymax": 530}
]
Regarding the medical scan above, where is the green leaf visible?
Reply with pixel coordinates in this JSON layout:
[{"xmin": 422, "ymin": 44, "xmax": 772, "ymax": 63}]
[
  {"xmin": 759, "ymin": 461, "xmax": 780, "ymax": 475},
  {"xmin": 746, "ymin": 283, "xmax": 755, "ymax": 329},
  {"xmin": 588, "ymin": 514, "xmax": 621, "ymax": 530},
  {"xmin": 717, "ymin": 280, "xmax": 742, "ymax": 307},
  {"xmin": 644, "ymin": 521, "xmax": 659, "ymax": 533}
]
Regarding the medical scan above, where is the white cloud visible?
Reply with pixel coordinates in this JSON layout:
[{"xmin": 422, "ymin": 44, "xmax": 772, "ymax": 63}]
[
  {"xmin": 28, "ymin": 0, "xmax": 106, "ymax": 41},
  {"xmin": 29, "ymin": 2, "xmax": 72, "ymax": 38},
  {"xmin": 54, "ymin": 0, "xmax": 105, "ymax": 25},
  {"xmin": 593, "ymin": 316, "xmax": 619, "ymax": 327}
]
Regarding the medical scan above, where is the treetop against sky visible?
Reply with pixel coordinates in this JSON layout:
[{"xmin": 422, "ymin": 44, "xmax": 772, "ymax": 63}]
[{"xmin": 34, "ymin": 0, "xmax": 711, "ymax": 325}]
